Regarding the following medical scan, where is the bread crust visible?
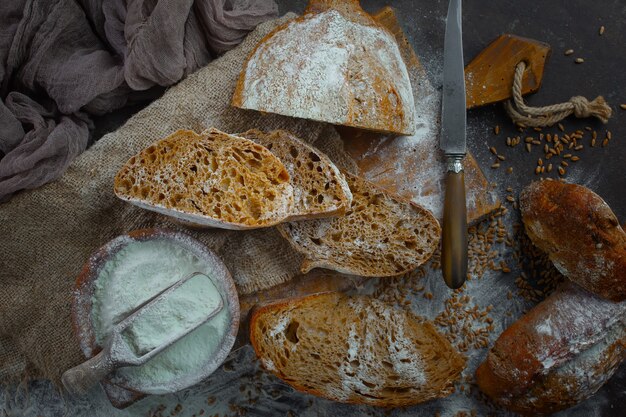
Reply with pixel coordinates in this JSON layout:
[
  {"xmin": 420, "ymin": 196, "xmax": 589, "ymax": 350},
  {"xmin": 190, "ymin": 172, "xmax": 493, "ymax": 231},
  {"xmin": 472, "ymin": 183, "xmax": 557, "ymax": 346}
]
[
  {"xmin": 250, "ymin": 292, "xmax": 465, "ymax": 407},
  {"xmin": 520, "ymin": 180, "xmax": 626, "ymax": 301},
  {"xmin": 476, "ymin": 283, "xmax": 626, "ymax": 415},
  {"xmin": 232, "ymin": 4, "xmax": 415, "ymax": 135}
]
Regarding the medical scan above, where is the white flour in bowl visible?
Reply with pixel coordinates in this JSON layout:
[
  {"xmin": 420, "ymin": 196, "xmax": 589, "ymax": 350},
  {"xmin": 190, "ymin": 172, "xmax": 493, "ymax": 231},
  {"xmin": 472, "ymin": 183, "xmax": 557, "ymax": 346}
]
[
  {"xmin": 121, "ymin": 273, "xmax": 223, "ymax": 357},
  {"xmin": 90, "ymin": 239, "xmax": 230, "ymax": 389}
]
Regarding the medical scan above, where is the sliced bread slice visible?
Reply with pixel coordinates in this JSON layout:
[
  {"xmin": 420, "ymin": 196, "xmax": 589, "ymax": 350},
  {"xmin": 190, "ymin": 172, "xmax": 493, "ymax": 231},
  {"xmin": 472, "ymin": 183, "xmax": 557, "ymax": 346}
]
[
  {"xmin": 114, "ymin": 129, "xmax": 293, "ymax": 230},
  {"xmin": 277, "ymin": 172, "xmax": 440, "ymax": 276},
  {"xmin": 238, "ymin": 129, "xmax": 352, "ymax": 220},
  {"xmin": 250, "ymin": 292, "xmax": 466, "ymax": 407}
]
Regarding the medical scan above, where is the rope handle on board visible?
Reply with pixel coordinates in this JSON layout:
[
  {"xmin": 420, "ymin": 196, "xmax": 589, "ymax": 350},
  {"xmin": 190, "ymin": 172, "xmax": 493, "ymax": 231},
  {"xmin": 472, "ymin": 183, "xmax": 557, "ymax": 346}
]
[{"xmin": 504, "ymin": 61, "xmax": 613, "ymax": 127}]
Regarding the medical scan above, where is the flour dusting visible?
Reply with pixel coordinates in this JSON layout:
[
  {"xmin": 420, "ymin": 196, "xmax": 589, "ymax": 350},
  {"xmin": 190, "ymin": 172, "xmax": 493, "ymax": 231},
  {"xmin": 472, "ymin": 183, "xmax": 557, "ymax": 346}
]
[
  {"xmin": 336, "ymin": 298, "xmax": 426, "ymax": 401},
  {"xmin": 122, "ymin": 273, "xmax": 223, "ymax": 357},
  {"xmin": 239, "ymin": 10, "xmax": 415, "ymax": 134},
  {"xmin": 354, "ymin": 56, "xmax": 497, "ymax": 220}
]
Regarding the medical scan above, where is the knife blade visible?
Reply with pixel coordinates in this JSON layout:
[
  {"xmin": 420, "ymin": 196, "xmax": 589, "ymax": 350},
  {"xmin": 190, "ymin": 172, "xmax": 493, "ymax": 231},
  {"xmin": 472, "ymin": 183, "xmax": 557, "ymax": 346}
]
[{"xmin": 440, "ymin": 0, "xmax": 468, "ymax": 289}]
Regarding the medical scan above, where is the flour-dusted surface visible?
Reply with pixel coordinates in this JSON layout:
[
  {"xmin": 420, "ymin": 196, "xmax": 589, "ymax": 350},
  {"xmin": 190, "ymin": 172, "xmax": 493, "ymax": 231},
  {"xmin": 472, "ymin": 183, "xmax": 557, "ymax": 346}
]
[
  {"xmin": 348, "ymin": 50, "xmax": 498, "ymax": 222},
  {"xmin": 3, "ymin": 1, "xmax": 626, "ymax": 416},
  {"xmin": 531, "ymin": 285, "xmax": 626, "ymax": 368},
  {"xmin": 335, "ymin": 297, "xmax": 427, "ymax": 401},
  {"xmin": 475, "ymin": 283, "xmax": 626, "ymax": 413},
  {"xmin": 234, "ymin": 9, "xmax": 416, "ymax": 135}
]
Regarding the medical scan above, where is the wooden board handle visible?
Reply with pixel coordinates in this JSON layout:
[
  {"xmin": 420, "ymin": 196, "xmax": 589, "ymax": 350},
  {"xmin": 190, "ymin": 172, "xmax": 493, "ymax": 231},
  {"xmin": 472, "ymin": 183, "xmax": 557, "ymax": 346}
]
[
  {"xmin": 442, "ymin": 168, "xmax": 468, "ymax": 289},
  {"xmin": 62, "ymin": 350, "xmax": 115, "ymax": 396}
]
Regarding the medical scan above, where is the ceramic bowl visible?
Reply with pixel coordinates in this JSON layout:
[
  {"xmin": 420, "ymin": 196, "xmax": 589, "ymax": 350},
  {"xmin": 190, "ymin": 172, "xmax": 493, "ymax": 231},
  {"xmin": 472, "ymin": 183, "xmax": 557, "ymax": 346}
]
[{"xmin": 71, "ymin": 228, "xmax": 240, "ymax": 395}]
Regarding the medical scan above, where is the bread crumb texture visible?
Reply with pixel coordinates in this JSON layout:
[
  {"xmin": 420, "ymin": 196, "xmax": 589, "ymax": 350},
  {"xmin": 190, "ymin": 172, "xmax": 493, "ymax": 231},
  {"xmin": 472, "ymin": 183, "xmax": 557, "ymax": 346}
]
[
  {"xmin": 114, "ymin": 129, "xmax": 293, "ymax": 229},
  {"xmin": 250, "ymin": 293, "xmax": 465, "ymax": 407},
  {"xmin": 278, "ymin": 172, "xmax": 440, "ymax": 276},
  {"xmin": 233, "ymin": 9, "xmax": 415, "ymax": 135},
  {"xmin": 239, "ymin": 129, "xmax": 352, "ymax": 219}
]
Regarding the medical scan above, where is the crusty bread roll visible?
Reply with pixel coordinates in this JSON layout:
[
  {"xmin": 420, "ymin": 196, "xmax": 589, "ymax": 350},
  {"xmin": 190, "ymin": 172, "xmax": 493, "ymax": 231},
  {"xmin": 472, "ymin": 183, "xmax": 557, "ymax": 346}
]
[
  {"xmin": 250, "ymin": 292, "xmax": 465, "ymax": 407},
  {"xmin": 114, "ymin": 129, "xmax": 294, "ymax": 230},
  {"xmin": 238, "ymin": 129, "xmax": 352, "ymax": 220},
  {"xmin": 520, "ymin": 180, "xmax": 626, "ymax": 301},
  {"xmin": 277, "ymin": 172, "xmax": 441, "ymax": 277},
  {"xmin": 476, "ymin": 283, "xmax": 626, "ymax": 415},
  {"xmin": 232, "ymin": 0, "xmax": 415, "ymax": 135}
]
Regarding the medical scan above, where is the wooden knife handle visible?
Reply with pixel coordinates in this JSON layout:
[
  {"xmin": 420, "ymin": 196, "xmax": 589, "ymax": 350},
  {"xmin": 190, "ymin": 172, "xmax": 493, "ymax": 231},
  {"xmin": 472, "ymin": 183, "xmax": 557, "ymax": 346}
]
[
  {"xmin": 61, "ymin": 350, "xmax": 115, "ymax": 396},
  {"xmin": 442, "ymin": 162, "xmax": 468, "ymax": 289}
]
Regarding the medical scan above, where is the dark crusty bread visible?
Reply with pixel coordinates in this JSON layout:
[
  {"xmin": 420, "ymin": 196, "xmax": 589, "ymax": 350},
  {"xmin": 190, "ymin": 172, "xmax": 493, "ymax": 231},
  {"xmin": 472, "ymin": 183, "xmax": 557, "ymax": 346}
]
[
  {"xmin": 114, "ymin": 129, "xmax": 293, "ymax": 230},
  {"xmin": 250, "ymin": 292, "xmax": 465, "ymax": 407},
  {"xmin": 476, "ymin": 283, "xmax": 626, "ymax": 415},
  {"xmin": 238, "ymin": 129, "xmax": 352, "ymax": 220},
  {"xmin": 520, "ymin": 180, "xmax": 626, "ymax": 301},
  {"xmin": 277, "ymin": 172, "xmax": 440, "ymax": 276}
]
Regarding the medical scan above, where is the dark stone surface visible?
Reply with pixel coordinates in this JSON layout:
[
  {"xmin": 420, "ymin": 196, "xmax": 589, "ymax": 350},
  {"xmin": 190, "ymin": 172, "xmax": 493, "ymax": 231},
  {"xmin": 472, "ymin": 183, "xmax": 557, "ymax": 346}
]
[{"xmin": 41, "ymin": 1, "xmax": 626, "ymax": 415}]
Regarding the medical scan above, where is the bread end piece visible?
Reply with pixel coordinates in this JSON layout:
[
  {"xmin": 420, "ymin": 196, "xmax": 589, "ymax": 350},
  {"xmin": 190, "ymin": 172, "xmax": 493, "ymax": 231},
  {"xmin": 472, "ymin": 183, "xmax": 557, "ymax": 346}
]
[
  {"xmin": 232, "ymin": 9, "xmax": 415, "ymax": 136},
  {"xmin": 520, "ymin": 180, "xmax": 626, "ymax": 301},
  {"xmin": 476, "ymin": 283, "xmax": 626, "ymax": 415}
]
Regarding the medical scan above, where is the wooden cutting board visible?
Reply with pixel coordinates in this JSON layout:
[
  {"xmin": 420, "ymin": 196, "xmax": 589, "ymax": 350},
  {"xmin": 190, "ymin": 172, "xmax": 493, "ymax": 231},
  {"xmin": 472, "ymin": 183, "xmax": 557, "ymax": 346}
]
[{"xmin": 338, "ymin": 7, "xmax": 500, "ymax": 224}]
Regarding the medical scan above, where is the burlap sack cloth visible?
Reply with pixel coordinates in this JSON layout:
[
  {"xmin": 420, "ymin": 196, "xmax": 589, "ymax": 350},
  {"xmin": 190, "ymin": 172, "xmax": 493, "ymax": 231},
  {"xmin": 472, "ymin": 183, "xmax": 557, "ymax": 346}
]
[{"xmin": 0, "ymin": 14, "xmax": 357, "ymax": 384}]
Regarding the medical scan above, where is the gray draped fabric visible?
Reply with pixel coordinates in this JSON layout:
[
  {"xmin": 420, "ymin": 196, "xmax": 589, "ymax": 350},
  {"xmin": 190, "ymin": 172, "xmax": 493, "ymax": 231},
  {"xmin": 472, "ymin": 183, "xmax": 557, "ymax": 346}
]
[{"xmin": 0, "ymin": 0, "xmax": 278, "ymax": 202}]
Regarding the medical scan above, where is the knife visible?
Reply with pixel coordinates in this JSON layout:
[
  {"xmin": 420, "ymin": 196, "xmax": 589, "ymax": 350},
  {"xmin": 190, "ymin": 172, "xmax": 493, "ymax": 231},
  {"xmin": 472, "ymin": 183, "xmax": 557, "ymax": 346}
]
[{"xmin": 440, "ymin": 0, "xmax": 468, "ymax": 289}]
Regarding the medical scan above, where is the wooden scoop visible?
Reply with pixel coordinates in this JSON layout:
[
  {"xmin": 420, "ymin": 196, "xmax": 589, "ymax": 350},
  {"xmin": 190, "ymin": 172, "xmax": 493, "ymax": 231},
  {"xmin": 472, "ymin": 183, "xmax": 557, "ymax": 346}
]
[{"xmin": 62, "ymin": 272, "xmax": 224, "ymax": 396}]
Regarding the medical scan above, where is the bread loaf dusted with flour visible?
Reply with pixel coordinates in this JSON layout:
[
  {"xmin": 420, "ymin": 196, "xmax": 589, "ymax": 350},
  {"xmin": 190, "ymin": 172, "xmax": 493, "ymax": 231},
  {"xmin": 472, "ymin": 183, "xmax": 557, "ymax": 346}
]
[
  {"xmin": 114, "ymin": 129, "xmax": 293, "ymax": 230},
  {"xmin": 250, "ymin": 292, "xmax": 465, "ymax": 407},
  {"xmin": 238, "ymin": 129, "xmax": 352, "ymax": 219},
  {"xmin": 277, "ymin": 172, "xmax": 440, "ymax": 276},
  {"xmin": 520, "ymin": 180, "xmax": 626, "ymax": 301},
  {"xmin": 476, "ymin": 283, "xmax": 626, "ymax": 415},
  {"xmin": 232, "ymin": 0, "xmax": 415, "ymax": 135}
]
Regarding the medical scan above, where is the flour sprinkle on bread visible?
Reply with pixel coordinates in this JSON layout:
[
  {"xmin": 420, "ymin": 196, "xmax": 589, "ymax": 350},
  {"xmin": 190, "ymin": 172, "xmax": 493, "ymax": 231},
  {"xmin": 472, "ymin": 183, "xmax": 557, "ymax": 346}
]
[
  {"xmin": 250, "ymin": 292, "xmax": 465, "ymax": 407},
  {"xmin": 476, "ymin": 283, "xmax": 626, "ymax": 415},
  {"xmin": 232, "ymin": 1, "xmax": 415, "ymax": 135}
]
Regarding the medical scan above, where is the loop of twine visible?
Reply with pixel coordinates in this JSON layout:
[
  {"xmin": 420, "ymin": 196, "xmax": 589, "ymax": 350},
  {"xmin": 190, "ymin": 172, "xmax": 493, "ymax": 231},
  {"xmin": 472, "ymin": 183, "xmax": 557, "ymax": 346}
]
[{"xmin": 504, "ymin": 61, "xmax": 612, "ymax": 127}]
